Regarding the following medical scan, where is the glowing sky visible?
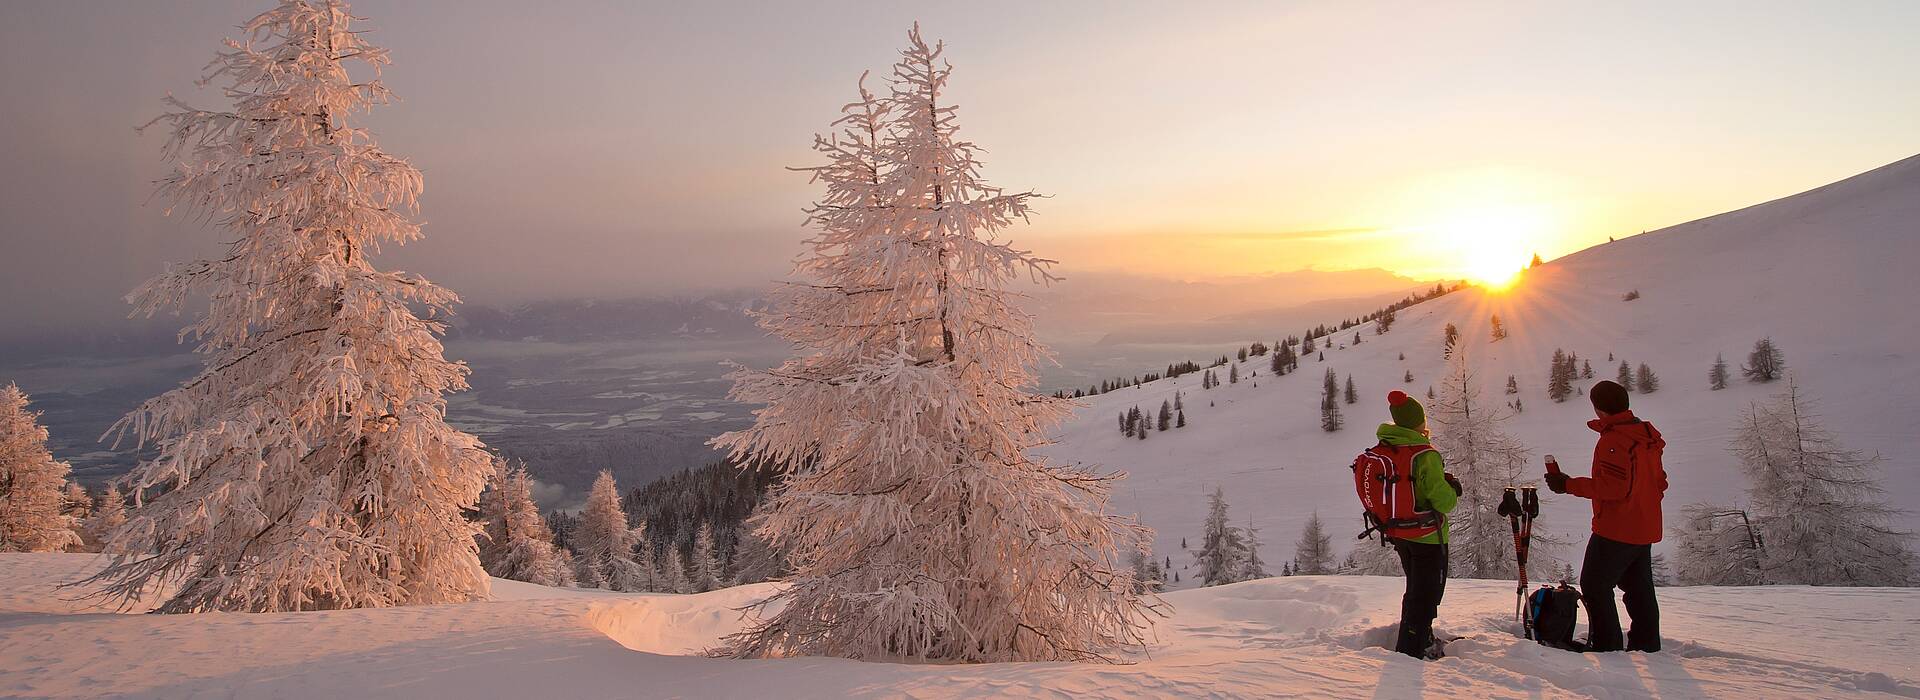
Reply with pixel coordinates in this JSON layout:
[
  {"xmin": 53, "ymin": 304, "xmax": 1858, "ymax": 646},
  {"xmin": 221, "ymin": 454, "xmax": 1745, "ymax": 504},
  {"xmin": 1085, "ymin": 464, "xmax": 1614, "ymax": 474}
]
[{"xmin": 2, "ymin": 0, "xmax": 1917, "ymax": 334}]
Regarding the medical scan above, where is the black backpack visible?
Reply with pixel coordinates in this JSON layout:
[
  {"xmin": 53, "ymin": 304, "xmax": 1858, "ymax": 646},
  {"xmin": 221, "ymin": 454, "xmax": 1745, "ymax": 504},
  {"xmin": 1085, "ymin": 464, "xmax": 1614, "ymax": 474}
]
[{"xmin": 1527, "ymin": 584, "xmax": 1582, "ymax": 650}]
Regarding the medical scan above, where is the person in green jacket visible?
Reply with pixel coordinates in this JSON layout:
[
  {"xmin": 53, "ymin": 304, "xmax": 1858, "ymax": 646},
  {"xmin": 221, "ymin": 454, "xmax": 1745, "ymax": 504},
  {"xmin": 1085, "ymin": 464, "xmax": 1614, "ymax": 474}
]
[{"xmin": 1376, "ymin": 390, "xmax": 1460, "ymax": 659}]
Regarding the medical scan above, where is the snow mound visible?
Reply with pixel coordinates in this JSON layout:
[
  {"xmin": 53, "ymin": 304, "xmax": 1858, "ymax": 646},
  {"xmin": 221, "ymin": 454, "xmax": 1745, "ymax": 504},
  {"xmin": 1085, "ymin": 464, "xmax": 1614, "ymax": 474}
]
[{"xmin": 2, "ymin": 554, "xmax": 1914, "ymax": 698}]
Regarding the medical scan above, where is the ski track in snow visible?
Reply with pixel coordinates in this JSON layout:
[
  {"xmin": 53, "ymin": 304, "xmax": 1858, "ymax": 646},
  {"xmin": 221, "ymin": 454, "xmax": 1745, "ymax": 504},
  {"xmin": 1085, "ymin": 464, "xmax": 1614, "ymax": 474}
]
[{"xmin": 1, "ymin": 554, "xmax": 1914, "ymax": 699}]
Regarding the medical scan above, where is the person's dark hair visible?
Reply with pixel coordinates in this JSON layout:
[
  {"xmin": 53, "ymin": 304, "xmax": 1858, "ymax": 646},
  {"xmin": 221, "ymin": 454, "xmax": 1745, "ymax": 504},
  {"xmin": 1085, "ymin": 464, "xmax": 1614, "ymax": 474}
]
[{"xmin": 1590, "ymin": 380, "xmax": 1630, "ymax": 414}]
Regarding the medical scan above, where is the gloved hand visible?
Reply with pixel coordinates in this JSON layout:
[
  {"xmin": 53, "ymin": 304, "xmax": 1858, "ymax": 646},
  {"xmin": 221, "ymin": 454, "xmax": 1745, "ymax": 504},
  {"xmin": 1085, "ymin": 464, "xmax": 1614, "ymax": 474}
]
[
  {"xmin": 1544, "ymin": 471, "xmax": 1569, "ymax": 494},
  {"xmin": 1444, "ymin": 472, "xmax": 1463, "ymax": 496}
]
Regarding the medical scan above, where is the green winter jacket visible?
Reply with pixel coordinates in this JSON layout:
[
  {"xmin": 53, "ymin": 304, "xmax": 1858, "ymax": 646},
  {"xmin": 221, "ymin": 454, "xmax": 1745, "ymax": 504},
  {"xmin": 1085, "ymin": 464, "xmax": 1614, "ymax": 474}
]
[{"xmin": 1375, "ymin": 423, "xmax": 1457, "ymax": 545}]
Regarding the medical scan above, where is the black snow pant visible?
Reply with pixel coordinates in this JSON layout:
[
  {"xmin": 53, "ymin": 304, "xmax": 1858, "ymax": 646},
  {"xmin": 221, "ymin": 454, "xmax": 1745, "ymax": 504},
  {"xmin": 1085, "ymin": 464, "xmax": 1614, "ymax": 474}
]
[
  {"xmin": 1392, "ymin": 538, "xmax": 1448, "ymax": 658},
  {"xmin": 1580, "ymin": 534, "xmax": 1661, "ymax": 653}
]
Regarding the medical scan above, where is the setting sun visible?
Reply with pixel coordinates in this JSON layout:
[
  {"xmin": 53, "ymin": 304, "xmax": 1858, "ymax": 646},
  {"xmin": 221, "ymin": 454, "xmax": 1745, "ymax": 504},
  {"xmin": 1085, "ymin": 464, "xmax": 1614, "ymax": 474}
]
[{"xmin": 1426, "ymin": 203, "xmax": 1552, "ymax": 290}]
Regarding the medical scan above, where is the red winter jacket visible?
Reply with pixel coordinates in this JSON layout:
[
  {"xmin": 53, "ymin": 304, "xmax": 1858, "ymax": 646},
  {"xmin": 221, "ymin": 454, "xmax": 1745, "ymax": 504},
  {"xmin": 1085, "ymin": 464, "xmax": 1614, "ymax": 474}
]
[{"xmin": 1565, "ymin": 411, "xmax": 1667, "ymax": 545}]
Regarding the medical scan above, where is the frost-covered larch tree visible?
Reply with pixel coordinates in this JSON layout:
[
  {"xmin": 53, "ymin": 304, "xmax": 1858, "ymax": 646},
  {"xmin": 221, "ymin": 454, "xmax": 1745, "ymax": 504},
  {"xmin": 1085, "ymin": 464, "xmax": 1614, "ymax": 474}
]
[
  {"xmin": 714, "ymin": 27, "xmax": 1152, "ymax": 662},
  {"xmin": 1670, "ymin": 504, "xmax": 1765, "ymax": 586},
  {"xmin": 690, "ymin": 522, "xmax": 723, "ymax": 592},
  {"xmin": 1292, "ymin": 512, "xmax": 1333, "ymax": 575},
  {"xmin": 1430, "ymin": 351, "xmax": 1560, "ymax": 579},
  {"xmin": 1731, "ymin": 379, "xmax": 1915, "ymax": 586},
  {"xmin": 573, "ymin": 471, "xmax": 648, "ymax": 591},
  {"xmin": 87, "ymin": 486, "xmax": 130, "ymax": 552},
  {"xmin": 478, "ymin": 462, "xmax": 574, "ymax": 588},
  {"xmin": 86, "ymin": 0, "xmax": 493, "ymax": 613},
  {"xmin": 0, "ymin": 384, "xmax": 81, "ymax": 553}
]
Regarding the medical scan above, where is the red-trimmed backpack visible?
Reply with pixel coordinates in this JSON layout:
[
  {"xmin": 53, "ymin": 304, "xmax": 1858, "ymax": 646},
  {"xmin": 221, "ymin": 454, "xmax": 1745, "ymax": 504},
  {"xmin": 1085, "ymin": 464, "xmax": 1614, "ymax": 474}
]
[{"xmin": 1352, "ymin": 442, "xmax": 1443, "ymax": 543}]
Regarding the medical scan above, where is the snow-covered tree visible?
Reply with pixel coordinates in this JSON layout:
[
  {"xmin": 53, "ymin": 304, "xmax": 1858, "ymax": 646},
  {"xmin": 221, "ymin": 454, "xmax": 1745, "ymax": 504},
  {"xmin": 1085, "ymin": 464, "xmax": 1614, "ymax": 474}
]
[
  {"xmin": 0, "ymin": 384, "xmax": 81, "ymax": 553},
  {"xmin": 1742, "ymin": 337, "xmax": 1785, "ymax": 383},
  {"xmin": 477, "ymin": 462, "xmax": 574, "ymax": 588},
  {"xmin": 87, "ymin": 0, "xmax": 492, "ymax": 613},
  {"xmin": 1636, "ymin": 363, "xmax": 1660, "ymax": 393},
  {"xmin": 1709, "ymin": 354, "xmax": 1730, "ymax": 391},
  {"xmin": 1442, "ymin": 324, "xmax": 1459, "ymax": 355},
  {"xmin": 1616, "ymin": 360, "xmax": 1635, "ymax": 392},
  {"xmin": 87, "ymin": 486, "xmax": 130, "ymax": 552},
  {"xmin": 659, "ymin": 547, "xmax": 693, "ymax": 594},
  {"xmin": 728, "ymin": 527, "xmax": 785, "ymax": 585},
  {"xmin": 1547, "ymin": 349, "xmax": 1572, "ymax": 402},
  {"xmin": 1228, "ymin": 363, "xmax": 1240, "ymax": 384},
  {"xmin": 1292, "ymin": 512, "xmax": 1333, "ymax": 575},
  {"xmin": 691, "ymin": 522, "xmax": 724, "ymax": 592},
  {"xmin": 711, "ymin": 28, "xmax": 1151, "ymax": 662},
  {"xmin": 1430, "ymin": 351, "xmax": 1560, "ymax": 579},
  {"xmin": 1583, "ymin": 359, "xmax": 1595, "ymax": 379},
  {"xmin": 1338, "ymin": 542, "xmax": 1404, "ymax": 576},
  {"xmin": 574, "ymin": 471, "xmax": 648, "ymax": 591},
  {"xmin": 1240, "ymin": 518, "xmax": 1271, "ymax": 581},
  {"xmin": 1670, "ymin": 504, "xmax": 1764, "ymax": 586},
  {"xmin": 1194, "ymin": 487, "xmax": 1248, "ymax": 586},
  {"xmin": 1489, "ymin": 314, "xmax": 1507, "ymax": 341},
  {"xmin": 1729, "ymin": 380, "xmax": 1915, "ymax": 586},
  {"xmin": 1127, "ymin": 540, "xmax": 1166, "ymax": 594},
  {"xmin": 1343, "ymin": 375, "xmax": 1358, "ymax": 405}
]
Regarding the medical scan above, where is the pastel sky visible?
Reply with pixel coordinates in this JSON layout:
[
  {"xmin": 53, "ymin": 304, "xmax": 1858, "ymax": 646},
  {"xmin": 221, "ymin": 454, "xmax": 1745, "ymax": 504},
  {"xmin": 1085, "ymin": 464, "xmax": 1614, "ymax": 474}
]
[{"xmin": 2, "ymin": 0, "xmax": 1916, "ymax": 335}]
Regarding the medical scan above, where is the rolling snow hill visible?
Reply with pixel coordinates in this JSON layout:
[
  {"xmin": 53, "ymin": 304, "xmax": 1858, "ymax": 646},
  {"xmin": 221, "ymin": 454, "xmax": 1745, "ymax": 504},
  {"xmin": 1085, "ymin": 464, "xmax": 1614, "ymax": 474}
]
[
  {"xmin": 1043, "ymin": 154, "xmax": 1920, "ymax": 580},
  {"xmin": 1, "ymin": 553, "xmax": 1914, "ymax": 698}
]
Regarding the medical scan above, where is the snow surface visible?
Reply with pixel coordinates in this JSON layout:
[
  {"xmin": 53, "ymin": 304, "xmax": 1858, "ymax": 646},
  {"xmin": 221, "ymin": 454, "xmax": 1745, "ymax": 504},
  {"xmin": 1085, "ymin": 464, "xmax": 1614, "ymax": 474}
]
[
  {"xmin": 1042, "ymin": 154, "xmax": 1920, "ymax": 580},
  {"xmin": 2, "ymin": 553, "xmax": 1915, "ymax": 698}
]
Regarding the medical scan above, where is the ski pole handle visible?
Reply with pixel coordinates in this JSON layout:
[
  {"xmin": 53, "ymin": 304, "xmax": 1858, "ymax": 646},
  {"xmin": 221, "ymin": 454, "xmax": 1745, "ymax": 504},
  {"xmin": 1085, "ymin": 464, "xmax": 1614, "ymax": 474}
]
[{"xmin": 1544, "ymin": 455, "xmax": 1561, "ymax": 475}]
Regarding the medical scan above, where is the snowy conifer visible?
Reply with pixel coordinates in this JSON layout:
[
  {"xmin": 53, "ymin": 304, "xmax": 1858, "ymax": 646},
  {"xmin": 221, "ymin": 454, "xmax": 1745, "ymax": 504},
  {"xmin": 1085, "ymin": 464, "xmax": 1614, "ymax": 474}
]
[
  {"xmin": 89, "ymin": 1, "xmax": 492, "ymax": 612},
  {"xmin": 660, "ymin": 547, "xmax": 693, "ymax": 594},
  {"xmin": 1195, "ymin": 487, "xmax": 1248, "ymax": 586},
  {"xmin": 1583, "ymin": 359, "xmax": 1595, "ymax": 379},
  {"xmin": 1636, "ymin": 363, "xmax": 1660, "ymax": 393},
  {"xmin": 1404, "ymin": 370, "xmax": 1414, "ymax": 384},
  {"xmin": 1617, "ymin": 360, "xmax": 1635, "ymax": 392},
  {"xmin": 691, "ymin": 522, "xmax": 723, "ymax": 592},
  {"xmin": 1709, "ymin": 354, "xmax": 1730, "ymax": 391},
  {"xmin": 1430, "ymin": 351, "xmax": 1560, "ymax": 578},
  {"xmin": 1292, "ymin": 512, "xmax": 1333, "ymax": 575},
  {"xmin": 1442, "ymin": 324, "xmax": 1459, "ymax": 356},
  {"xmin": 574, "ymin": 471, "xmax": 648, "ymax": 591},
  {"xmin": 1229, "ymin": 364, "xmax": 1240, "ymax": 384},
  {"xmin": 1343, "ymin": 375, "xmax": 1358, "ymax": 405},
  {"xmin": 1742, "ymin": 337, "xmax": 1785, "ymax": 383},
  {"xmin": 1730, "ymin": 380, "xmax": 1915, "ymax": 586},
  {"xmin": 1547, "ymin": 349, "xmax": 1572, "ymax": 402},
  {"xmin": 1157, "ymin": 401, "xmax": 1172, "ymax": 432},
  {"xmin": 478, "ymin": 462, "xmax": 574, "ymax": 588},
  {"xmin": 1489, "ymin": 314, "xmax": 1507, "ymax": 341},
  {"xmin": 0, "ymin": 384, "xmax": 81, "ymax": 553},
  {"xmin": 712, "ymin": 28, "xmax": 1151, "ymax": 662},
  {"xmin": 87, "ymin": 486, "xmax": 130, "ymax": 552},
  {"xmin": 1240, "ymin": 519, "xmax": 1270, "ymax": 581}
]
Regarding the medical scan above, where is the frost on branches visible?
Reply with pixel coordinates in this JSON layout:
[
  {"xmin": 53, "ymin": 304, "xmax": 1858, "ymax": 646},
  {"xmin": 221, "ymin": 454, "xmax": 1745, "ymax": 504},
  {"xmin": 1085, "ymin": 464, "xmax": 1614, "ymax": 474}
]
[
  {"xmin": 86, "ymin": 0, "xmax": 493, "ymax": 613},
  {"xmin": 1726, "ymin": 380, "xmax": 1914, "ymax": 586},
  {"xmin": 1429, "ymin": 351, "xmax": 1561, "ymax": 579},
  {"xmin": 0, "ymin": 384, "xmax": 82, "ymax": 553},
  {"xmin": 478, "ymin": 462, "xmax": 574, "ymax": 588},
  {"xmin": 712, "ymin": 27, "xmax": 1154, "ymax": 663},
  {"xmin": 573, "ymin": 471, "xmax": 650, "ymax": 592}
]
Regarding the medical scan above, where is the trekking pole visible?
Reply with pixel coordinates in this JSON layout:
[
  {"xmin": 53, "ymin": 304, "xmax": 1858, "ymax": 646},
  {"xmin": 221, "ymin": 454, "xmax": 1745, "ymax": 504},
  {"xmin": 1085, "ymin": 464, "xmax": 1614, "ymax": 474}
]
[
  {"xmin": 1497, "ymin": 487, "xmax": 1525, "ymax": 622},
  {"xmin": 1518, "ymin": 487, "xmax": 1539, "ymax": 632}
]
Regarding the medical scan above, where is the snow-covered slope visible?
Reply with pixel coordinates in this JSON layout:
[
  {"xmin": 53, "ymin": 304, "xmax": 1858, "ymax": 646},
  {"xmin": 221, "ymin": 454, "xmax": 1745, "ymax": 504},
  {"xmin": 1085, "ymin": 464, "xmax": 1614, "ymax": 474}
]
[
  {"xmin": 2, "ymin": 553, "xmax": 1914, "ymax": 698},
  {"xmin": 1044, "ymin": 154, "xmax": 1920, "ymax": 576}
]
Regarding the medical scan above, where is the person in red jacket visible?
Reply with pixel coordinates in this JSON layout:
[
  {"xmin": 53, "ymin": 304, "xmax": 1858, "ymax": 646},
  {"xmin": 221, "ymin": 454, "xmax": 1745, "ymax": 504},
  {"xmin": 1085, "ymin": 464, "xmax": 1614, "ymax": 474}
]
[{"xmin": 1545, "ymin": 380, "xmax": 1667, "ymax": 653}]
